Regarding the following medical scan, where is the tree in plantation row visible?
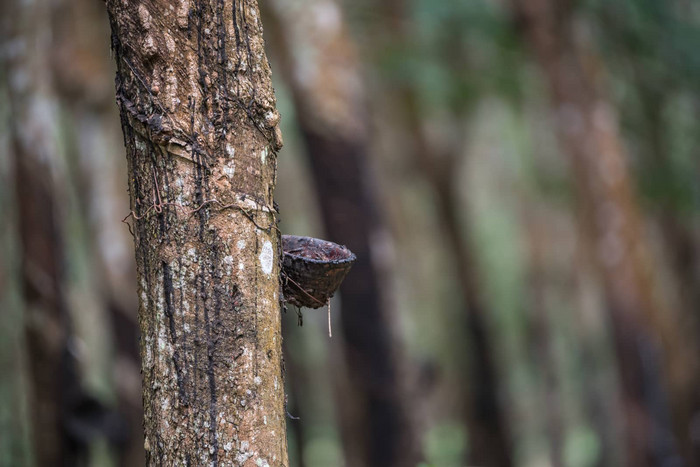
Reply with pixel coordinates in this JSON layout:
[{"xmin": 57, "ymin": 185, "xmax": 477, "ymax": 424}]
[
  {"xmin": 375, "ymin": 1, "xmax": 515, "ymax": 465},
  {"xmin": 262, "ymin": 1, "xmax": 422, "ymax": 466},
  {"xmin": 510, "ymin": 0, "xmax": 700, "ymax": 464},
  {"xmin": 0, "ymin": 60, "xmax": 32, "ymax": 467},
  {"xmin": 105, "ymin": 0, "xmax": 288, "ymax": 463},
  {"xmin": 52, "ymin": 0, "xmax": 145, "ymax": 462},
  {"xmin": 2, "ymin": 0, "xmax": 88, "ymax": 463}
]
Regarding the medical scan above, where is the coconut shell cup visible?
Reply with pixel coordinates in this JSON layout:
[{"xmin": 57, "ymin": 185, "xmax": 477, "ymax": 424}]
[{"xmin": 281, "ymin": 235, "xmax": 356, "ymax": 308}]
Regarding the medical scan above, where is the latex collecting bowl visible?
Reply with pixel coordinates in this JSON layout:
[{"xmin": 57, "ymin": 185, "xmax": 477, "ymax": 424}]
[{"xmin": 281, "ymin": 235, "xmax": 356, "ymax": 309}]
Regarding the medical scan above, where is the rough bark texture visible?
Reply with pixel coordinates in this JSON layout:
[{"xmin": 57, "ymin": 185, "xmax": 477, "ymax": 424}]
[
  {"xmin": 263, "ymin": 2, "xmax": 422, "ymax": 465},
  {"xmin": 105, "ymin": 0, "xmax": 288, "ymax": 464},
  {"xmin": 510, "ymin": 1, "xmax": 697, "ymax": 464}
]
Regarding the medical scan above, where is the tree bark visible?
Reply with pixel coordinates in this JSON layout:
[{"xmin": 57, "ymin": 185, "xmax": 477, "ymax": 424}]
[
  {"xmin": 262, "ymin": 2, "xmax": 422, "ymax": 465},
  {"xmin": 105, "ymin": 0, "xmax": 288, "ymax": 464}
]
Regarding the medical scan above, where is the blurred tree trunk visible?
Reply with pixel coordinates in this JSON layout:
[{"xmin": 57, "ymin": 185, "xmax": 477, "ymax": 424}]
[
  {"xmin": 511, "ymin": 1, "xmax": 698, "ymax": 464},
  {"xmin": 375, "ymin": 3, "xmax": 514, "ymax": 465},
  {"xmin": 281, "ymin": 334, "xmax": 307, "ymax": 467},
  {"xmin": 262, "ymin": 2, "xmax": 421, "ymax": 466},
  {"xmin": 105, "ymin": 0, "xmax": 288, "ymax": 464},
  {"xmin": 635, "ymin": 85, "xmax": 700, "ymax": 463},
  {"xmin": 52, "ymin": 0, "xmax": 144, "ymax": 464},
  {"xmin": 1, "ymin": 0, "xmax": 75, "ymax": 464},
  {"xmin": 0, "ymin": 78, "xmax": 33, "ymax": 467},
  {"xmin": 637, "ymin": 84, "xmax": 700, "ymax": 349},
  {"xmin": 400, "ymin": 92, "xmax": 513, "ymax": 467},
  {"xmin": 523, "ymin": 210, "xmax": 564, "ymax": 467}
]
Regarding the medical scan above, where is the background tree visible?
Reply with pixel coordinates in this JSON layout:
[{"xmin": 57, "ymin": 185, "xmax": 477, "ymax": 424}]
[
  {"xmin": 510, "ymin": 0, "xmax": 699, "ymax": 464},
  {"xmin": 2, "ymin": 0, "xmax": 80, "ymax": 463}
]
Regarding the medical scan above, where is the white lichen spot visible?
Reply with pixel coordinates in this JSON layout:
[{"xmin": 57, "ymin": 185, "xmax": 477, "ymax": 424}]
[
  {"xmin": 274, "ymin": 377, "xmax": 278, "ymax": 390},
  {"xmin": 260, "ymin": 147, "xmax": 268, "ymax": 163},
  {"xmin": 264, "ymin": 111, "xmax": 279, "ymax": 127},
  {"xmin": 259, "ymin": 240, "xmax": 273, "ymax": 276},
  {"xmin": 223, "ymin": 163, "xmax": 235, "ymax": 179},
  {"xmin": 226, "ymin": 143, "xmax": 235, "ymax": 158},
  {"xmin": 158, "ymin": 336, "xmax": 166, "ymax": 351},
  {"xmin": 256, "ymin": 458, "xmax": 269, "ymax": 467},
  {"xmin": 138, "ymin": 4, "xmax": 152, "ymax": 29},
  {"xmin": 254, "ymin": 376, "xmax": 262, "ymax": 385},
  {"xmin": 237, "ymin": 240, "xmax": 246, "ymax": 250},
  {"xmin": 224, "ymin": 442, "xmax": 232, "ymax": 452},
  {"xmin": 176, "ymin": 0, "xmax": 189, "ymax": 28},
  {"xmin": 145, "ymin": 341, "xmax": 153, "ymax": 367},
  {"xmin": 224, "ymin": 255, "xmax": 234, "ymax": 266},
  {"xmin": 238, "ymin": 262, "xmax": 244, "ymax": 271},
  {"xmin": 263, "ymin": 416, "xmax": 267, "ymax": 425},
  {"xmin": 164, "ymin": 34, "xmax": 176, "ymax": 54}
]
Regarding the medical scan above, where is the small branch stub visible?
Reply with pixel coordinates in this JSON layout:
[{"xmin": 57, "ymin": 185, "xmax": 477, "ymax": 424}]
[{"xmin": 281, "ymin": 235, "xmax": 356, "ymax": 309}]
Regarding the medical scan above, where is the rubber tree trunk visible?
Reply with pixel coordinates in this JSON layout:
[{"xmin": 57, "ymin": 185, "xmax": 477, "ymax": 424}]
[
  {"xmin": 262, "ymin": 2, "xmax": 421, "ymax": 466},
  {"xmin": 104, "ymin": 0, "xmax": 289, "ymax": 464},
  {"xmin": 510, "ymin": 0, "xmax": 697, "ymax": 464},
  {"xmin": 0, "ymin": 72, "xmax": 33, "ymax": 467},
  {"xmin": 523, "ymin": 209, "xmax": 565, "ymax": 467},
  {"xmin": 403, "ymin": 94, "xmax": 514, "ymax": 467},
  {"xmin": 1, "ymin": 0, "xmax": 77, "ymax": 463},
  {"xmin": 370, "ymin": 2, "xmax": 514, "ymax": 462},
  {"xmin": 51, "ymin": 0, "xmax": 145, "ymax": 463}
]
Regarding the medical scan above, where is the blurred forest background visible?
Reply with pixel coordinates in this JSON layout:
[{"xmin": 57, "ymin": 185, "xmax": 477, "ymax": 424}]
[{"xmin": 2, "ymin": 0, "xmax": 700, "ymax": 466}]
